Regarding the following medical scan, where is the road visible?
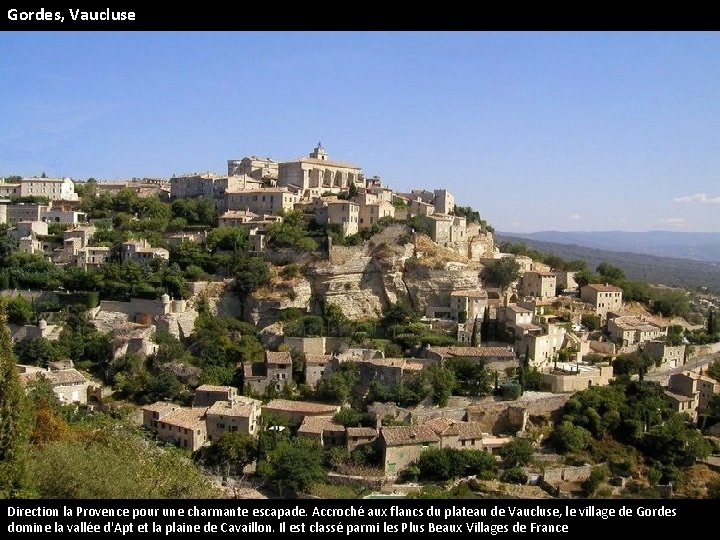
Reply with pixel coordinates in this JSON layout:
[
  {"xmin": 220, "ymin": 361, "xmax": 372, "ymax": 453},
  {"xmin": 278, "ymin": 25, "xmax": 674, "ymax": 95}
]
[{"xmin": 645, "ymin": 351, "xmax": 719, "ymax": 383}]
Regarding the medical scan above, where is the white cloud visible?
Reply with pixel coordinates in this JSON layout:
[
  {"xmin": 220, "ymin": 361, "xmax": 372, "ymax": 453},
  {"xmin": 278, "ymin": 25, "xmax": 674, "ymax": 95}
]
[
  {"xmin": 568, "ymin": 213, "xmax": 582, "ymax": 221},
  {"xmin": 673, "ymin": 193, "xmax": 720, "ymax": 204},
  {"xmin": 657, "ymin": 217, "xmax": 686, "ymax": 227},
  {"xmin": 510, "ymin": 221, "xmax": 521, "ymax": 228}
]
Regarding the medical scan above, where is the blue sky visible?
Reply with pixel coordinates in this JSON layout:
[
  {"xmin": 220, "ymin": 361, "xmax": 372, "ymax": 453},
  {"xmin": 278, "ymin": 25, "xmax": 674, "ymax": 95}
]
[{"xmin": 2, "ymin": 32, "xmax": 719, "ymax": 232}]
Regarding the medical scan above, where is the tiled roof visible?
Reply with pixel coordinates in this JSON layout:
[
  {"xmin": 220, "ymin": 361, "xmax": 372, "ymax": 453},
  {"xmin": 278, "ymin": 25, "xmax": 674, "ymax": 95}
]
[
  {"xmin": 206, "ymin": 398, "xmax": 259, "ymax": 418},
  {"xmin": 196, "ymin": 385, "xmax": 234, "ymax": 393},
  {"xmin": 664, "ymin": 390, "xmax": 695, "ymax": 403},
  {"xmin": 381, "ymin": 425, "xmax": 440, "ymax": 446},
  {"xmin": 297, "ymin": 415, "xmax": 345, "ymax": 435},
  {"xmin": 347, "ymin": 427, "xmax": 378, "ymax": 438},
  {"xmin": 450, "ymin": 289, "xmax": 488, "ymax": 298},
  {"xmin": 263, "ymin": 399, "xmax": 340, "ymax": 414},
  {"xmin": 162, "ymin": 407, "xmax": 206, "ymax": 430},
  {"xmin": 585, "ymin": 284, "xmax": 623, "ymax": 293},
  {"xmin": 21, "ymin": 369, "xmax": 87, "ymax": 386},
  {"xmin": 266, "ymin": 351, "xmax": 292, "ymax": 365},
  {"xmin": 428, "ymin": 346, "xmax": 515, "ymax": 359},
  {"xmin": 305, "ymin": 354, "xmax": 333, "ymax": 365},
  {"xmin": 142, "ymin": 401, "xmax": 179, "ymax": 415}
]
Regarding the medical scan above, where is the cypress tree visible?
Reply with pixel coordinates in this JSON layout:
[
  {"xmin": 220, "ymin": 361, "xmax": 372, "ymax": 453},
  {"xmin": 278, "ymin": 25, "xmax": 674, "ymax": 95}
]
[{"xmin": 0, "ymin": 305, "xmax": 31, "ymax": 497}]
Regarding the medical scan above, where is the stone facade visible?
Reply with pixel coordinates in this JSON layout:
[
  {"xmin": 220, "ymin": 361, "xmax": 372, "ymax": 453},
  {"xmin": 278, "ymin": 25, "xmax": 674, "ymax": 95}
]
[
  {"xmin": 20, "ymin": 176, "xmax": 78, "ymax": 201},
  {"xmin": 278, "ymin": 144, "xmax": 363, "ymax": 198},
  {"xmin": 380, "ymin": 425, "xmax": 440, "ymax": 475},
  {"xmin": 643, "ymin": 341, "xmax": 685, "ymax": 368},
  {"xmin": 580, "ymin": 284, "xmax": 623, "ymax": 319},
  {"xmin": 520, "ymin": 271, "xmax": 557, "ymax": 299},
  {"xmin": 18, "ymin": 365, "xmax": 88, "ymax": 405},
  {"xmin": 607, "ymin": 315, "xmax": 667, "ymax": 347},
  {"xmin": 541, "ymin": 364, "xmax": 614, "ymax": 393}
]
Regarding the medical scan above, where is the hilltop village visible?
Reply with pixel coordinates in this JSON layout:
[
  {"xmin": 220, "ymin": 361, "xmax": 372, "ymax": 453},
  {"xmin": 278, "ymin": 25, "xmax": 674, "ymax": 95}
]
[{"xmin": 2, "ymin": 144, "xmax": 720, "ymax": 499}]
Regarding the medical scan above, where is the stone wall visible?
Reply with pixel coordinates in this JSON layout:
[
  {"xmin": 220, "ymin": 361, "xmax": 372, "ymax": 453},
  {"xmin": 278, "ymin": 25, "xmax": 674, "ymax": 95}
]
[
  {"xmin": 542, "ymin": 465, "xmax": 594, "ymax": 484},
  {"xmin": 466, "ymin": 394, "xmax": 570, "ymax": 435}
]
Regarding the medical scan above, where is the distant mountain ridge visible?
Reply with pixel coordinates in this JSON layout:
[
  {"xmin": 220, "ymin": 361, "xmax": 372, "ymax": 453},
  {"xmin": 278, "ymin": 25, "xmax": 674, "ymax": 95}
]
[
  {"xmin": 495, "ymin": 233, "xmax": 720, "ymax": 292},
  {"xmin": 499, "ymin": 230, "xmax": 720, "ymax": 263}
]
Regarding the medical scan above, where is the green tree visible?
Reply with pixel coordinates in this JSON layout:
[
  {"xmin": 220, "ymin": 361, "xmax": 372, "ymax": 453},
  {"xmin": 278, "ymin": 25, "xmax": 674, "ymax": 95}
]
[
  {"xmin": 0, "ymin": 306, "xmax": 31, "ymax": 497},
  {"xmin": 652, "ymin": 289, "xmax": 690, "ymax": 318},
  {"xmin": 552, "ymin": 421, "xmax": 592, "ymax": 454},
  {"xmin": 333, "ymin": 407, "xmax": 363, "ymax": 427},
  {"xmin": 596, "ymin": 263, "xmax": 625, "ymax": 284},
  {"xmin": 446, "ymin": 357, "xmax": 491, "ymax": 397},
  {"xmin": 499, "ymin": 438, "xmax": 533, "ymax": 468},
  {"xmin": 5, "ymin": 295, "xmax": 34, "ymax": 325},
  {"xmin": 482, "ymin": 258, "xmax": 520, "ymax": 292},
  {"xmin": 200, "ymin": 432, "xmax": 257, "ymax": 476},
  {"xmin": 260, "ymin": 437, "xmax": 326, "ymax": 497}
]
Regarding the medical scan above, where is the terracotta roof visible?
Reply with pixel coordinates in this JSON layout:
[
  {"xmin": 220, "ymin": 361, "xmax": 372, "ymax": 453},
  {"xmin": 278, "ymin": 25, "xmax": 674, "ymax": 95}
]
[
  {"xmin": 347, "ymin": 427, "xmax": 378, "ymax": 438},
  {"xmin": 266, "ymin": 351, "xmax": 292, "ymax": 365},
  {"xmin": 162, "ymin": 407, "xmax": 206, "ymax": 430},
  {"xmin": 305, "ymin": 354, "xmax": 332, "ymax": 365},
  {"xmin": 196, "ymin": 385, "xmax": 235, "ymax": 393},
  {"xmin": 297, "ymin": 415, "xmax": 345, "ymax": 435},
  {"xmin": 664, "ymin": 390, "xmax": 695, "ymax": 403},
  {"xmin": 585, "ymin": 283, "xmax": 623, "ymax": 293},
  {"xmin": 206, "ymin": 398, "xmax": 259, "ymax": 418},
  {"xmin": 428, "ymin": 346, "xmax": 515, "ymax": 359},
  {"xmin": 609, "ymin": 316, "xmax": 664, "ymax": 332},
  {"xmin": 220, "ymin": 210, "xmax": 258, "ymax": 220},
  {"xmin": 21, "ymin": 369, "xmax": 87, "ymax": 386},
  {"xmin": 142, "ymin": 401, "xmax": 179, "ymax": 415},
  {"xmin": 263, "ymin": 399, "xmax": 340, "ymax": 414},
  {"xmin": 450, "ymin": 289, "xmax": 488, "ymax": 298},
  {"xmin": 381, "ymin": 425, "xmax": 440, "ymax": 446},
  {"xmin": 457, "ymin": 422, "xmax": 486, "ymax": 441},
  {"xmin": 424, "ymin": 417, "xmax": 458, "ymax": 436},
  {"xmin": 505, "ymin": 305, "xmax": 533, "ymax": 314}
]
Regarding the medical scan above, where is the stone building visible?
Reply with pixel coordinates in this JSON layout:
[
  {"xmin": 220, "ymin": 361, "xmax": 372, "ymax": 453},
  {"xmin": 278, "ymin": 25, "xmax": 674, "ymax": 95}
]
[
  {"xmin": 261, "ymin": 399, "xmax": 340, "ymax": 427},
  {"xmin": 297, "ymin": 415, "xmax": 346, "ymax": 448},
  {"xmin": 141, "ymin": 402, "xmax": 207, "ymax": 452},
  {"xmin": 313, "ymin": 198, "xmax": 359, "ymax": 236},
  {"xmin": 20, "ymin": 176, "xmax": 78, "ymax": 201},
  {"xmin": 643, "ymin": 340, "xmax": 685, "ymax": 368},
  {"xmin": 520, "ymin": 271, "xmax": 557, "ymax": 299},
  {"xmin": 18, "ymin": 365, "xmax": 89, "ymax": 405},
  {"xmin": 121, "ymin": 239, "xmax": 170, "ymax": 263},
  {"xmin": 541, "ymin": 363, "xmax": 614, "ymax": 393},
  {"xmin": 224, "ymin": 188, "xmax": 297, "ymax": 215},
  {"xmin": 380, "ymin": 425, "xmax": 440, "ymax": 475},
  {"xmin": 227, "ymin": 156, "xmax": 278, "ymax": 181},
  {"xmin": 193, "ymin": 384, "xmax": 237, "ymax": 407},
  {"xmin": 205, "ymin": 396, "xmax": 261, "ymax": 442},
  {"xmin": 277, "ymin": 143, "xmax": 363, "ymax": 198},
  {"xmin": 242, "ymin": 351, "xmax": 293, "ymax": 394},
  {"xmin": 580, "ymin": 284, "xmax": 623, "ymax": 319},
  {"xmin": 607, "ymin": 315, "xmax": 667, "ymax": 347}
]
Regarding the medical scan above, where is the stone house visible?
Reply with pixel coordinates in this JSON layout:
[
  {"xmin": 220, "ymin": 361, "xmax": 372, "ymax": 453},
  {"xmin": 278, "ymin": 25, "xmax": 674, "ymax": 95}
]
[
  {"xmin": 520, "ymin": 271, "xmax": 557, "ymax": 299},
  {"xmin": 423, "ymin": 346, "xmax": 517, "ymax": 374},
  {"xmin": 380, "ymin": 425, "xmax": 440, "ymax": 475},
  {"xmin": 205, "ymin": 396, "xmax": 261, "ymax": 442},
  {"xmin": 76, "ymin": 246, "xmax": 112, "ymax": 270},
  {"xmin": 304, "ymin": 353, "xmax": 334, "ymax": 388},
  {"xmin": 424, "ymin": 417, "xmax": 488, "ymax": 450},
  {"xmin": 668, "ymin": 371, "xmax": 718, "ymax": 414},
  {"xmin": 449, "ymin": 289, "xmax": 488, "ymax": 322},
  {"xmin": 261, "ymin": 399, "xmax": 340, "ymax": 427},
  {"xmin": 121, "ymin": 239, "xmax": 169, "ymax": 263},
  {"xmin": 297, "ymin": 415, "xmax": 346, "ymax": 448},
  {"xmin": 224, "ymin": 188, "xmax": 297, "ymax": 215},
  {"xmin": 242, "ymin": 350, "xmax": 293, "ymax": 394},
  {"xmin": 313, "ymin": 198, "xmax": 360, "ymax": 237},
  {"xmin": 141, "ymin": 402, "xmax": 207, "ymax": 451},
  {"xmin": 541, "ymin": 363, "xmax": 614, "ymax": 393},
  {"xmin": 193, "ymin": 384, "xmax": 237, "ymax": 407},
  {"xmin": 346, "ymin": 427, "xmax": 378, "ymax": 452},
  {"xmin": 358, "ymin": 357, "xmax": 429, "ymax": 391},
  {"xmin": 20, "ymin": 176, "xmax": 78, "ymax": 201},
  {"xmin": 643, "ymin": 341, "xmax": 685, "ymax": 368},
  {"xmin": 18, "ymin": 365, "xmax": 88, "ymax": 405},
  {"xmin": 580, "ymin": 284, "xmax": 623, "ymax": 319},
  {"xmin": 607, "ymin": 315, "xmax": 667, "ymax": 347},
  {"xmin": 227, "ymin": 156, "xmax": 278, "ymax": 181}
]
